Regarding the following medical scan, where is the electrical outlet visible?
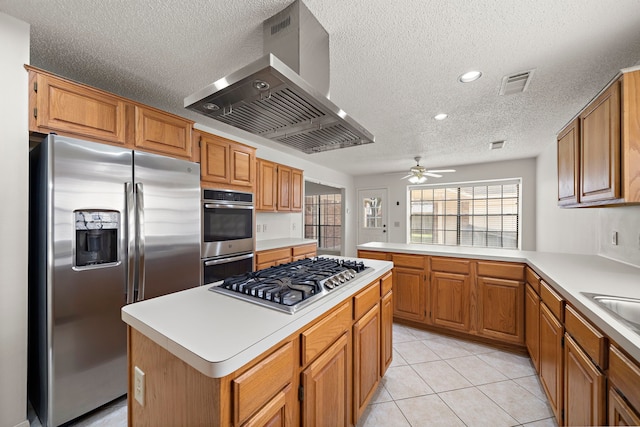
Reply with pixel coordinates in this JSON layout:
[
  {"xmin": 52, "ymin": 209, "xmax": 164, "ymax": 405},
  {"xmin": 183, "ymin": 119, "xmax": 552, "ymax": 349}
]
[
  {"xmin": 612, "ymin": 231, "xmax": 618, "ymax": 246},
  {"xmin": 292, "ymin": 223, "xmax": 296, "ymax": 231},
  {"xmin": 256, "ymin": 224, "xmax": 261, "ymax": 232},
  {"xmin": 263, "ymin": 224, "xmax": 267, "ymax": 232},
  {"xmin": 134, "ymin": 366, "xmax": 145, "ymax": 406}
]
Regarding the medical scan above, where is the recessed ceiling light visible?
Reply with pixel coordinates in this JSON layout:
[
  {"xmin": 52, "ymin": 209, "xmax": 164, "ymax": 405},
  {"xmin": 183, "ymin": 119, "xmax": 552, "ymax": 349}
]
[
  {"xmin": 490, "ymin": 140, "xmax": 506, "ymax": 150},
  {"xmin": 459, "ymin": 70, "xmax": 482, "ymax": 83},
  {"xmin": 434, "ymin": 113, "xmax": 448, "ymax": 121}
]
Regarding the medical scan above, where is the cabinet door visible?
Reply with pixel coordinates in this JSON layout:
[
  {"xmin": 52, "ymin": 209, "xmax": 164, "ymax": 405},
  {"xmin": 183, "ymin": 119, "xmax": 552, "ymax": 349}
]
[
  {"xmin": 301, "ymin": 333, "xmax": 349, "ymax": 427},
  {"xmin": 539, "ymin": 303, "xmax": 564, "ymax": 425},
  {"xmin": 558, "ymin": 118, "xmax": 580, "ymax": 205},
  {"xmin": 277, "ymin": 165, "xmax": 292, "ymax": 211},
  {"xmin": 430, "ymin": 271, "xmax": 470, "ymax": 332},
  {"xmin": 477, "ymin": 276, "xmax": 524, "ymax": 344},
  {"xmin": 33, "ymin": 71, "xmax": 127, "ymax": 145},
  {"xmin": 230, "ymin": 143, "xmax": 255, "ymax": 187},
  {"xmin": 564, "ymin": 334, "xmax": 605, "ymax": 426},
  {"xmin": 580, "ymin": 79, "xmax": 621, "ymax": 203},
  {"xmin": 291, "ymin": 168, "xmax": 303, "ymax": 212},
  {"xmin": 134, "ymin": 105, "xmax": 193, "ymax": 159},
  {"xmin": 609, "ymin": 387, "xmax": 640, "ymax": 426},
  {"xmin": 353, "ymin": 304, "xmax": 380, "ymax": 422},
  {"xmin": 525, "ymin": 284, "xmax": 541, "ymax": 371},
  {"xmin": 257, "ymin": 159, "xmax": 278, "ymax": 211},
  {"xmin": 201, "ymin": 135, "xmax": 230, "ymax": 184},
  {"xmin": 242, "ymin": 385, "xmax": 292, "ymax": 427},
  {"xmin": 381, "ymin": 291, "xmax": 393, "ymax": 376},
  {"xmin": 392, "ymin": 267, "xmax": 425, "ymax": 322}
]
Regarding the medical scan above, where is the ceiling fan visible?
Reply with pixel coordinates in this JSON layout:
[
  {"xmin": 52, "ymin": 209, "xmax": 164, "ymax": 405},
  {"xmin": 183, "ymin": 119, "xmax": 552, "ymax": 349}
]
[{"xmin": 401, "ymin": 156, "xmax": 456, "ymax": 184}]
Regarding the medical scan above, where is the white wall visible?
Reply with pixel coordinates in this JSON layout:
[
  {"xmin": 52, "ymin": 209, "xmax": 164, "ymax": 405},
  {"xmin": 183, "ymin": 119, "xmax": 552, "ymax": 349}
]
[
  {"xmin": 194, "ymin": 123, "xmax": 359, "ymax": 255},
  {"xmin": 536, "ymin": 138, "xmax": 640, "ymax": 266},
  {"xmin": 354, "ymin": 158, "xmax": 538, "ymax": 250},
  {"xmin": 0, "ymin": 12, "xmax": 30, "ymax": 427}
]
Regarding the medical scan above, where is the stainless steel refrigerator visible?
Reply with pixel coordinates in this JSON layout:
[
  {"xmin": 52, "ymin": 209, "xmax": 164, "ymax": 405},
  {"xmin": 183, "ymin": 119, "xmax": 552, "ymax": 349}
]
[{"xmin": 28, "ymin": 134, "xmax": 201, "ymax": 426}]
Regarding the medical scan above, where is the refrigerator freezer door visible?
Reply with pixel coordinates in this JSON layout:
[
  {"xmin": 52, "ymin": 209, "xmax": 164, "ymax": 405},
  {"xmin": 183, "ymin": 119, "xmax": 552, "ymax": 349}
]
[
  {"xmin": 47, "ymin": 135, "xmax": 131, "ymax": 425},
  {"xmin": 133, "ymin": 150, "xmax": 201, "ymax": 300}
]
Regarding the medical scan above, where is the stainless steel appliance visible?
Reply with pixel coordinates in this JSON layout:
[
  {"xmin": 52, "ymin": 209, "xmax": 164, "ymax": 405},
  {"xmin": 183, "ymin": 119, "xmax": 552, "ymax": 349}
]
[
  {"xmin": 209, "ymin": 257, "xmax": 369, "ymax": 314},
  {"xmin": 201, "ymin": 189, "xmax": 255, "ymax": 284},
  {"xmin": 28, "ymin": 134, "xmax": 201, "ymax": 427}
]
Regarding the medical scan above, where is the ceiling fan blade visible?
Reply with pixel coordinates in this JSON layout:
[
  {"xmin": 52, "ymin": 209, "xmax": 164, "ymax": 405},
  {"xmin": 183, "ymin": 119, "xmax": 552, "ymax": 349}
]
[
  {"xmin": 424, "ymin": 172, "xmax": 442, "ymax": 178},
  {"xmin": 401, "ymin": 174, "xmax": 413, "ymax": 179},
  {"xmin": 426, "ymin": 169, "xmax": 456, "ymax": 173}
]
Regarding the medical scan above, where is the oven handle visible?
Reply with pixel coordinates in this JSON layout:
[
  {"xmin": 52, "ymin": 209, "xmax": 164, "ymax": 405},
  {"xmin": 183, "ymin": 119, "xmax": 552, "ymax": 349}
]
[
  {"xmin": 203, "ymin": 203, "xmax": 254, "ymax": 210},
  {"xmin": 204, "ymin": 253, "xmax": 254, "ymax": 266}
]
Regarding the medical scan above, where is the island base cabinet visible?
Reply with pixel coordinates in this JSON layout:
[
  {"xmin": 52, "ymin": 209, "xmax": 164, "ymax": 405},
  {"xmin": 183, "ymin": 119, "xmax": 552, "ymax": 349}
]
[
  {"xmin": 301, "ymin": 333, "xmax": 350, "ymax": 427},
  {"xmin": 380, "ymin": 290, "xmax": 393, "ymax": 375},
  {"xmin": 609, "ymin": 387, "xmax": 640, "ymax": 426},
  {"xmin": 353, "ymin": 304, "xmax": 380, "ymax": 423},
  {"xmin": 243, "ymin": 386, "xmax": 290, "ymax": 427}
]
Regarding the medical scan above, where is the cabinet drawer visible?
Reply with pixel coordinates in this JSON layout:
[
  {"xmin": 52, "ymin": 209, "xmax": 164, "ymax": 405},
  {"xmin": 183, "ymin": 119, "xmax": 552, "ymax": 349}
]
[
  {"xmin": 609, "ymin": 345, "xmax": 640, "ymax": 413},
  {"xmin": 256, "ymin": 248, "xmax": 291, "ymax": 265},
  {"xmin": 477, "ymin": 261, "xmax": 525, "ymax": 281},
  {"xmin": 540, "ymin": 280, "xmax": 564, "ymax": 321},
  {"xmin": 292, "ymin": 243, "xmax": 316, "ymax": 257},
  {"xmin": 525, "ymin": 267, "xmax": 541, "ymax": 294},
  {"xmin": 357, "ymin": 250, "xmax": 388, "ymax": 261},
  {"xmin": 565, "ymin": 305, "xmax": 607, "ymax": 368},
  {"xmin": 381, "ymin": 272, "xmax": 392, "ymax": 296},
  {"xmin": 301, "ymin": 301, "xmax": 351, "ymax": 366},
  {"xmin": 391, "ymin": 253, "xmax": 425, "ymax": 269},
  {"xmin": 354, "ymin": 281, "xmax": 381, "ymax": 320},
  {"xmin": 431, "ymin": 257, "xmax": 471, "ymax": 274},
  {"xmin": 233, "ymin": 341, "xmax": 294, "ymax": 425}
]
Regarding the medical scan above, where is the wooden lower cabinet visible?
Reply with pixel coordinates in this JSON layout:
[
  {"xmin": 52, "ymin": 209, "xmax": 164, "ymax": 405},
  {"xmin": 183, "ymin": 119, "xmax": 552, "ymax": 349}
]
[
  {"xmin": 380, "ymin": 290, "xmax": 393, "ymax": 375},
  {"xmin": 301, "ymin": 333, "xmax": 350, "ymax": 427},
  {"xmin": 392, "ymin": 266, "xmax": 425, "ymax": 322},
  {"xmin": 353, "ymin": 304, "xmax": 380, "ymax": 422},
  {"xmin": 539, "ymin": 302, "xmax": 564, "ymax": 425},
  {"xmin": 477, "ymin": 276, "xmax": 524, "ymax": 344},
  {"xmin": 525, "ymin": 284, "xmax": 541, "ymax": 371},
  {"xmin": 563, "ymin": 334, "xmax": 605, "ymax": 426},
  {"xmin": 609, "ymin": 387, "xmax": 640, "ymax": 426},
  {"xmin": 243, "ymin": 386, "xmax": 290, "ymax": 427},
  {"xmin": 430, "ymin": 271, "xmax": 470, "ymax": 332}
]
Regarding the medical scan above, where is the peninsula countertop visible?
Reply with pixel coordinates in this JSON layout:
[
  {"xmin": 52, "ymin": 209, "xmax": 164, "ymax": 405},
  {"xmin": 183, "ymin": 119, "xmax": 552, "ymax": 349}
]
[
  {"xmin": 255, "ymin": 238, "xmax": 317, "ymax": 252},
  {"xmin": 121, "ymin": 257, "xmax": 392, "ymax": 378},
  {"xmin": 358, "ymin": 242, "xmax": 640, "ymax": 362}
]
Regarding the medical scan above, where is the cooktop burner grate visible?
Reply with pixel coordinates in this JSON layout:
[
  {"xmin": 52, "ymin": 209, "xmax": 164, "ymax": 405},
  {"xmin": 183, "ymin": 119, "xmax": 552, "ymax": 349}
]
[{"xmin": 208, "ymin": 257, "xmax": 369, "ymax": 314}]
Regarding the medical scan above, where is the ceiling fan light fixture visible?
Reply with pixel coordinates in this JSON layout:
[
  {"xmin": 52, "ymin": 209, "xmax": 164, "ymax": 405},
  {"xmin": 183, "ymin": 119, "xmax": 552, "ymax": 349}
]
[
  {"xmin": 408, "ymin": 175, "xmax": 427, "ymax": 184},
  {"xmin": 459, "ymin": 70, "xmax": 482, "ymax": 83},
  {"xmin": 434, "ymin": 113, "xmax": 448, "ymax": 121}
]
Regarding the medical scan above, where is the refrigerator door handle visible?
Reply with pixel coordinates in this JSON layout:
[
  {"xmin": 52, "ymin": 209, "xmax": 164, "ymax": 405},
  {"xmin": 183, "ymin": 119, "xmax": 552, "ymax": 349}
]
[
  {"xmin": 125, "ymin": 182, "xmax": 136, "ymax": 304},
  {"xmin": 136, "ymin": 182, "xmax": 146, "ymax": 301}
]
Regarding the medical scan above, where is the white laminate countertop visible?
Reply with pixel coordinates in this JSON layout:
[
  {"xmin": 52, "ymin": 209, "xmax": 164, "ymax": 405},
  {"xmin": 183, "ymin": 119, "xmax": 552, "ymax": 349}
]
[
  {"xmin": 121, "ymin": 257, "xmax": 392, "ymax": 378},
  {"xmin": 256, "ymin": 238, "xmax": 318, "ymax": 252},
  {"xmin": 358, "ymin": 242, "xmax": 640, "ymax": 362}
]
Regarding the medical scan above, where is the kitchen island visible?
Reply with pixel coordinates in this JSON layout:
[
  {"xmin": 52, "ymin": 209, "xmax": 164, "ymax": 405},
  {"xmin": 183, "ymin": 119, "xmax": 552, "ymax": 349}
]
[{"xmin": 121, "ymin": 257, "xmax": 393, "ymax": 426}]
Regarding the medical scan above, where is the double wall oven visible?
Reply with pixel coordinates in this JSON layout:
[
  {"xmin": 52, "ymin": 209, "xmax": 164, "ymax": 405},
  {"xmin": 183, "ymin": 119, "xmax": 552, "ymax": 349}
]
[{"xmin": 201, "ymin": 189, "xmax": 254, "ymax": 284}]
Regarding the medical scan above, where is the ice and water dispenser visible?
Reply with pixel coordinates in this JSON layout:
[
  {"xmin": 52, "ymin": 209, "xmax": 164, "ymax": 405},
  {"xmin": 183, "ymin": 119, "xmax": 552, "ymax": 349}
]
[{"xmin": 74, "ymin": 210, "xmax": 119, "ymax": 267}]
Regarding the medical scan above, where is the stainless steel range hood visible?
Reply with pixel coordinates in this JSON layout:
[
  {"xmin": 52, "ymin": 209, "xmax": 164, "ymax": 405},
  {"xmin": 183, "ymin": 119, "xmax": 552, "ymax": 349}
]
[{"xmin": 184, "ymin": 0, "xmax": 374, "ymax": 154}]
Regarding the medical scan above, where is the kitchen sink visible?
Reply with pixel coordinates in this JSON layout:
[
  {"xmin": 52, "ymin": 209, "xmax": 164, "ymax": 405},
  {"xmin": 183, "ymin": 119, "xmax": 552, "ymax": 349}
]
[{"xmin": 582, "ymin": 293, "xmax": 640, "ymax": 335}]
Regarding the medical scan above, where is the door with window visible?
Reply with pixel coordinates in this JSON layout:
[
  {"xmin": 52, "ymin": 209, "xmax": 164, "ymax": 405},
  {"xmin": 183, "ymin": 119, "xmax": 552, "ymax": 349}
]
[{"xmin": 358, "ymin": 188, "xmax": 388, "ymax": 244}]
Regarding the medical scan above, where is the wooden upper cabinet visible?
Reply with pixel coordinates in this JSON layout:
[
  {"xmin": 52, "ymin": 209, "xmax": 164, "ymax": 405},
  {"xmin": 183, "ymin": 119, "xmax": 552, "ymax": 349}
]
[
  {"xmin": 29, "ymin": 67, "xmax": 127, "ymax": 145},
  {"xmin": 133, "ymin": 105, "xmax": 193, "ymax": 159},
  {"xmin": 257, "ymin": 159, "xmax": 278, "ymax": 211},
  {"xmin": 557, "ymin": 118, "xmax": 580, "ymax": 206},
  {"xmin": 291, "ymin": 168, "xmax": 303, "ymax": 211},
  {"xmin": 199, "ymin": 131, "xmax": 256, "ymax": 190},
  {"xmin": 580, "ymin": 78, "xmax": 621, "ymax": 203},
  {"xmin": 277, "ymin": 165, "xmax": 292, "ymax": 211}
]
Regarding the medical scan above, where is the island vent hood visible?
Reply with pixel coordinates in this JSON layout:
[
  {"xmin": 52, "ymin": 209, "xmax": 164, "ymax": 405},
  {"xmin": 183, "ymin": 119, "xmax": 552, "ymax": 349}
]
[{"xmin": 184, "ymin": 0, "xmax": 374, "ymax": 154}]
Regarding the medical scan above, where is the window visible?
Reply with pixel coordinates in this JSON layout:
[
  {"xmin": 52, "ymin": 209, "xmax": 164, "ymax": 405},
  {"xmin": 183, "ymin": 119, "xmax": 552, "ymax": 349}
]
[
  {"xmin": 304, "ymin": 193, "xmax": 342, "ymax": 251},
  {"xmin": 409, "ymin": 180, "xmax": 520, "ymax": 249}
]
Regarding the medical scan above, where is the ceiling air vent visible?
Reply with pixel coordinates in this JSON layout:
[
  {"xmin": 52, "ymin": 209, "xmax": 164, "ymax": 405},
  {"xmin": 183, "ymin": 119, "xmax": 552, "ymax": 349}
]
[{"xmin": 499, "ymin": 69, "xmax": 534, "ymax": 95}]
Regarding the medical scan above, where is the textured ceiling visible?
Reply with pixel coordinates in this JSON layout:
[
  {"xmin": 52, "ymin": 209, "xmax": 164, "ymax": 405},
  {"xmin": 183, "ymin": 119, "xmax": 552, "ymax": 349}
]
[{"xmin": 3, "ymin": 0, "xmax": 640, "ymax": 176}]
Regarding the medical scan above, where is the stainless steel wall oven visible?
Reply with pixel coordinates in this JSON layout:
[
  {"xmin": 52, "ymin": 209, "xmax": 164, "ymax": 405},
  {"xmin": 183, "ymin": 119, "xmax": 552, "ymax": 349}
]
[{"xmin": 201, "ymin": 189, "xmax": 254, "ymax": 284}]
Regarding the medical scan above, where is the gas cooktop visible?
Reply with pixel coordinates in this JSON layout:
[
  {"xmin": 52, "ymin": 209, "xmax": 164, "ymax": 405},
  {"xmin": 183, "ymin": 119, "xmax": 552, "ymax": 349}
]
[{"xmin": 208, "ymin": 257, "xmax": 370, "ymax": 314}]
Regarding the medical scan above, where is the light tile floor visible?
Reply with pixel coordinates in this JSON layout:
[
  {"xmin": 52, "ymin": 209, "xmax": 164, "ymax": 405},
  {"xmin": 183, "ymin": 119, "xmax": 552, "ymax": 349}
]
[
  {"xmin": 29, "ymin": 323, "xmax": 557, "ymax": 427},
  {"xmin": 357, "ymin": 323, "xmax": 558, "ymax": 427}
]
